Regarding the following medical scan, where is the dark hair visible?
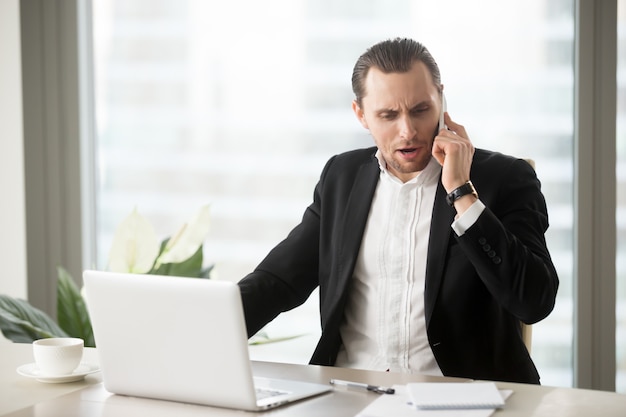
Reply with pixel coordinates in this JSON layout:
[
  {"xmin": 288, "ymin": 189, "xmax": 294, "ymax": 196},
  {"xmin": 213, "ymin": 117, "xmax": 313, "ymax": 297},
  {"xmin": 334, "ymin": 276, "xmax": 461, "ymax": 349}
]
[{"xmin": 351, "ymin": 38, "xmax": 442, "ymax": 106}]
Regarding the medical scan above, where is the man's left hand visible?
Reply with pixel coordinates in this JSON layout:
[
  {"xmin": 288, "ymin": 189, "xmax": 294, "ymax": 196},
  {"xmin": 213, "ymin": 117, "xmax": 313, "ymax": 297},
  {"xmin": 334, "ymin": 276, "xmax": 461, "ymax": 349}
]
[
  {"xmin": 432, "ymin": 112, "xmax": 475, "ymax": 193},
  {"xmin": 432, "ymin": 113, "xmax": 477, "ymax": 213}
]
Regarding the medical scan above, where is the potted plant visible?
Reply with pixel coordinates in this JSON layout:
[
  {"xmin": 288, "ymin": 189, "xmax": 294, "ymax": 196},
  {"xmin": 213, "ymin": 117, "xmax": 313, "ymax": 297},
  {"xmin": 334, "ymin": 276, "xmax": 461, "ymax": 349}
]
[{"xmin": 0, "ymin": 206, "xmax": 212, "ymax": 347}]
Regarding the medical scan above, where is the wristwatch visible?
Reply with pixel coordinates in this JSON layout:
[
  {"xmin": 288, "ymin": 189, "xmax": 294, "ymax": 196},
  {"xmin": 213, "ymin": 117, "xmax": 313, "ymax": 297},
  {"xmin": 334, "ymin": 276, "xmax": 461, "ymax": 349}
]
[{"xmin": 445, "ymin": 181, "xmax": 478, "ymax": 206}]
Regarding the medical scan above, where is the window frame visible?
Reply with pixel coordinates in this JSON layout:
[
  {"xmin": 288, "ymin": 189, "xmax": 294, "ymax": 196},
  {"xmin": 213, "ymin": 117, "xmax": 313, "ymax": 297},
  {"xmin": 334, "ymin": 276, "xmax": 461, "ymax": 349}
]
[{"xmin": 574, "ymin": 0, "xmax": 617, "ymax": 391}]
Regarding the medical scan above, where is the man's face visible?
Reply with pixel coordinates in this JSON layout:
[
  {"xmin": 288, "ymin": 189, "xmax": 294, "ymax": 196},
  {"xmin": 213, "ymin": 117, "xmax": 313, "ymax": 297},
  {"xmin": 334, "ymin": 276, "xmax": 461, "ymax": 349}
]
[{"xmin": 353, "ymin": 61, "xmax": 442, "ymax": 182}]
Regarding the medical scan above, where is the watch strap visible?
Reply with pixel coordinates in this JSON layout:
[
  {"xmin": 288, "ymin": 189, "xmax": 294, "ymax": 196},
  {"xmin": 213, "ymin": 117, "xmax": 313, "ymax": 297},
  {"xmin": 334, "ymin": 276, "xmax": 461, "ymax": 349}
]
[{"xmin": 445, "ymin": 181, "xmax": 478, "ymax": 206}]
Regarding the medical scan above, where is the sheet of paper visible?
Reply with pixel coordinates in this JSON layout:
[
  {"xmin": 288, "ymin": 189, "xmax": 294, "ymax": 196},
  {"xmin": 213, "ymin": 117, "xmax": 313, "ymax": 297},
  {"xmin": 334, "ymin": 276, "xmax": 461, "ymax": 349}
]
[
  {"xmin": 408, "ymin": 382, "xmax": 505, "ymax": 410},
  {"xmin": 355, "ymin": 385, "xmax": 513, "ymax": 417}
]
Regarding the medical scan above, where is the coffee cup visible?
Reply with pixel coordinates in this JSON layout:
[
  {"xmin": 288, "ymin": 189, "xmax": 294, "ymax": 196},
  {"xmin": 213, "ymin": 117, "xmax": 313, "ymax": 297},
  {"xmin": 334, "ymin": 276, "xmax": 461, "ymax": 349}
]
[{"xmin": 33, "ymin": 337, "xmax": 84, "ymax": 376}]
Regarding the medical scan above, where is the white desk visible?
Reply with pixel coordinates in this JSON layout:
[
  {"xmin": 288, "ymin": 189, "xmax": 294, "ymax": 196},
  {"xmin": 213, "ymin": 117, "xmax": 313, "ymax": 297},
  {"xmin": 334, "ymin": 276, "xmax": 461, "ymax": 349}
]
[
  {"xmin": 0, "ymin": 341, "xmax": 102, "ymax": 415},
  {"xmin": 2, "ymin": 341, "xmax": 626, "ymax": 416}
]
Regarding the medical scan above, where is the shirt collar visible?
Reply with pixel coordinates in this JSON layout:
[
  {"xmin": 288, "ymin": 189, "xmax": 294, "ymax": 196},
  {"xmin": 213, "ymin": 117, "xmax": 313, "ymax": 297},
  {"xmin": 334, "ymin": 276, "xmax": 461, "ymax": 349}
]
[{"xmin": 374, "ymin": 149, "xmax": 441, "ymax": 186}]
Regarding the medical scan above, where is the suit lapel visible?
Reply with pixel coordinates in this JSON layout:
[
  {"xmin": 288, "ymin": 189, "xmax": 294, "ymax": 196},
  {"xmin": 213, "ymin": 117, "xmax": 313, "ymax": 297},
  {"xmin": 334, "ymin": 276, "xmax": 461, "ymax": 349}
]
[
  {"xmin": 424, "ymin": 181, "xmax": 456, "ymax": 327},
  {"xmin": 334, "ymin": 157, "xmax": 380, "ymax": 299},
  {"xmin": 328, "ymin": 159, "xmax": 455, "ymax": 328}
]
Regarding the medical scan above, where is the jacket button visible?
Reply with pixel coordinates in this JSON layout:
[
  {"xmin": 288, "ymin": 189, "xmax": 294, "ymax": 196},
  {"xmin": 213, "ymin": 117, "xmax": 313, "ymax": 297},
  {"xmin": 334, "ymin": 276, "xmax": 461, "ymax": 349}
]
[
  {"xmin": 478, "ymin": 237, "xmax": 487, "ymax": 245},
  {"xmin": 482, "ymin": 244, "xmax": 491, "ymax": 252},
  {"xmin": 493, "ymin": 256, "xmax": 502, "ymax": 264}
]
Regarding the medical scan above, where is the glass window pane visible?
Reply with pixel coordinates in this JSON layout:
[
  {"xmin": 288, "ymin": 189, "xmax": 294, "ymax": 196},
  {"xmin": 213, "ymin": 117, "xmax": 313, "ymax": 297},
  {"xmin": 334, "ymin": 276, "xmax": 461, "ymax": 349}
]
[{"xmin": 92, "ymin": 0, "xmax": 574, "ymax": 386}]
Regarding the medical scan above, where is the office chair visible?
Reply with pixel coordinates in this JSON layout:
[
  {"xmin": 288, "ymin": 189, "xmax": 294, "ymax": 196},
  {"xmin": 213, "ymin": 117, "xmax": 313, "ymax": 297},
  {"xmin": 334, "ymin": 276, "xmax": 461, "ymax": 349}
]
[{"xmin": 520, "ymin": 158, "xmax": 536, "ymax": 354}]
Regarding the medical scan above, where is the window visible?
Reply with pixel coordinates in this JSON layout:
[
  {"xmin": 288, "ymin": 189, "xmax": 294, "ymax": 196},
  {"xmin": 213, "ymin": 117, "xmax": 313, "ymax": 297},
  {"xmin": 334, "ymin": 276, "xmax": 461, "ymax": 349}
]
[
  {"xmin": 91, "ymin": 0, "xmax": 575, "ymax": 386},
  {"xmin": 616, "ymin": 0, "xmax": 626, "ymax": 393}
]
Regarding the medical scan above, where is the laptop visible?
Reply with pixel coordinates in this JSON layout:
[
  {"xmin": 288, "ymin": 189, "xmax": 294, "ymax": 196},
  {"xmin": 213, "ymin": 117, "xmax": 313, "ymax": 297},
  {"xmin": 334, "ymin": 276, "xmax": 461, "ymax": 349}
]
[{"xmin": 83, "ymin": 270, "xmax": 332, "ymax": 411}]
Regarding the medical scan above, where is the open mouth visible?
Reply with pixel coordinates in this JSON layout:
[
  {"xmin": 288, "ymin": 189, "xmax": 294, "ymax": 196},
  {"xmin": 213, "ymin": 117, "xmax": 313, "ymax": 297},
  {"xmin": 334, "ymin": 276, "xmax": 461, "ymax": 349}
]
[{"xmin": 397, "ymin": 147, "xmax": 421, "ymax": 158}]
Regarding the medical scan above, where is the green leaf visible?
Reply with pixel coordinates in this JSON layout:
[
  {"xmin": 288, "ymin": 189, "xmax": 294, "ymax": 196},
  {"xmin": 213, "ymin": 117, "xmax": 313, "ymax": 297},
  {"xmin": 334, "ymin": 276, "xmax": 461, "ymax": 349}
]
[
  {"xmin": 150, "ymin": 243, "xmax": 206, "ymax": 278},
  {"xmin": 0, "ymin": 294, "xmax": 68, "ymax": 343},
  {"xmin": 56, "ymin": 267, "xmax": 95, "ymax": 347},
  {"xmin": 248, "ymin": 332, "xmax": 308, "ymax": 345},
  {"xmin": 166, "ymin": 244, "xmax": 203, "ymax": 277},
  {"xmin": 198, "ymin": 264, "xmax": 214, "ymax": 279}
]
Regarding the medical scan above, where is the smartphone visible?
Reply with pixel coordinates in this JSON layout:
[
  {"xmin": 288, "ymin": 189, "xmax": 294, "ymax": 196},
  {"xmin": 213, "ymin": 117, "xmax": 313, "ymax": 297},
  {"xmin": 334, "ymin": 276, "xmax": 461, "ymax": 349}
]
[{"xmin": 439, "ymin": 92, "xmax": 447, "ymax": 131}]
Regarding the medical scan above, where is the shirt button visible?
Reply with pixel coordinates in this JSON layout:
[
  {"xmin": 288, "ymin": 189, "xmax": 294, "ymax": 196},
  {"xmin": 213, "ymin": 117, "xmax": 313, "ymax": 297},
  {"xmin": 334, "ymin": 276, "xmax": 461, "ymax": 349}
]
[
  {"xmin": 478, "ymin": 237, "xmax": 487, "ymax": 245},
  {"xmin": 493, "ymin": 256, "xmax": 502, "ymax": 264},
  {"xmin": 482, "ymin": 244, "xmax": 491, "ymax": 252},
  {"xmin": 488, "ymin": 250, "xmax": 497, "ymax": 258}
]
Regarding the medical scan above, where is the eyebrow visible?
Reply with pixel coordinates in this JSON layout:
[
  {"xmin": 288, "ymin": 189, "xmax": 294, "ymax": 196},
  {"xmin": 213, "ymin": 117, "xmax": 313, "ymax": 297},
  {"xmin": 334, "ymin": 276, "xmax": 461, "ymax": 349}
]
[{"xmin": 374, "ymin": 100, "xmax": 431, "ymax": 115}]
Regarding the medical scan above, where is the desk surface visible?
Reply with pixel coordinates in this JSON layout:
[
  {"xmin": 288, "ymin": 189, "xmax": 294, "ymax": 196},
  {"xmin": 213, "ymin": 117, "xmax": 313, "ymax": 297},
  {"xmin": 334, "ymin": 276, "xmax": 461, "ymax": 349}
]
[{"xmin": 2, "ymin": 340, "xmax": 626, "ymax": 416}]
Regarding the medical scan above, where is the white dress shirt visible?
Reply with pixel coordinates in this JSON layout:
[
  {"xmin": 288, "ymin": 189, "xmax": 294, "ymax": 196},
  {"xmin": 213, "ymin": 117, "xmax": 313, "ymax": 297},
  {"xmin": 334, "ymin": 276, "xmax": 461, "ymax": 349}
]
[{"xmin": 335, "ymin": 152, "xmax": 484, "ymax": 374}]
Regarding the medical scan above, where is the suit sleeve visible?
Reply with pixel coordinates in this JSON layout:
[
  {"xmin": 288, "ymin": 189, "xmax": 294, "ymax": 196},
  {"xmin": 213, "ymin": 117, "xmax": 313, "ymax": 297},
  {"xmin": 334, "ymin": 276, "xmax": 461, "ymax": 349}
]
[
  {"xmin": 236, "ymin": 157, "xmax": 337, "ymax": 337},
  {"xmin": 457, "ymin": 158, "xmax": 559, "ymax": 324}
]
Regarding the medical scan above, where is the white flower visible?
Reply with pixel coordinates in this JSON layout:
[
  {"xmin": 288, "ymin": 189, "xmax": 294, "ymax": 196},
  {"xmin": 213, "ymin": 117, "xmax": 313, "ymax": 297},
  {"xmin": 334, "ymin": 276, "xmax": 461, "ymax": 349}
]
[
  {"xmin": 155, "ymin": 205, "xmax": 211, "ymax": 266},
  {"xmin": 108, "ymin": 208, "xmax": 160, "ymax": 273}
]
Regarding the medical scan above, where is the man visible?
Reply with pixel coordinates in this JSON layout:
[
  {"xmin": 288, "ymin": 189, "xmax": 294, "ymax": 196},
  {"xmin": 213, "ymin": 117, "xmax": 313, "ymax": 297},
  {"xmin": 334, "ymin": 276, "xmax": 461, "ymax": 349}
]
[{"xmin": 238, "ymin": 38, "xmax": 559, "ymax": 384}]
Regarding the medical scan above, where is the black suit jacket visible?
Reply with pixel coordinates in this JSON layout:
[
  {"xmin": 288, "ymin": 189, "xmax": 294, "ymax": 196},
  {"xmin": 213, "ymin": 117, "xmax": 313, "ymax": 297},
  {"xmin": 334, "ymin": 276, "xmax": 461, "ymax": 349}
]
[{"xmin": 238, "ymin": 147, "xmax": 559, "ymax": 384}]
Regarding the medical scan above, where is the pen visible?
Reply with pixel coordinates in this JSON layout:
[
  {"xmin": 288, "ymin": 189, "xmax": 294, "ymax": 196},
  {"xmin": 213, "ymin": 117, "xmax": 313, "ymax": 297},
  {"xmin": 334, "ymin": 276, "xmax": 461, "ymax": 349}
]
[{"xmin": 330, "ymin": 378, "xmax": 395, "ymax": 394}]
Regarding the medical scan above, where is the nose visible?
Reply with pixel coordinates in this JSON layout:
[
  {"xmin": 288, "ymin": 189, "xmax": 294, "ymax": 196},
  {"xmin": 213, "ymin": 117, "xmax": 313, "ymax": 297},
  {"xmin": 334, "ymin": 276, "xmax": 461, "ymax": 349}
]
[{"xmin": 398, "ymin": 114, "xmax": 417, "ymax": 140}]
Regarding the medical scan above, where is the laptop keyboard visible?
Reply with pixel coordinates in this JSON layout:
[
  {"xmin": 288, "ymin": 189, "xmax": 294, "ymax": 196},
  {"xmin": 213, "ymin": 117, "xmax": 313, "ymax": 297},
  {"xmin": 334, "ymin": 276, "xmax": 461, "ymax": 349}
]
[{"xmin": 256, "ymin": 387, "xmax": 290, "ymax": 400}]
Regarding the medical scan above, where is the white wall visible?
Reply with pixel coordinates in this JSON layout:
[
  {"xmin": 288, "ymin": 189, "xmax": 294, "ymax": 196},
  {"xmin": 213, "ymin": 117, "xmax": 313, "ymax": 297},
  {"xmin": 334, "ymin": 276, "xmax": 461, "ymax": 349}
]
[{"xmin": 0, "ymin": 0, "xmax": 27, "ymax": 299}]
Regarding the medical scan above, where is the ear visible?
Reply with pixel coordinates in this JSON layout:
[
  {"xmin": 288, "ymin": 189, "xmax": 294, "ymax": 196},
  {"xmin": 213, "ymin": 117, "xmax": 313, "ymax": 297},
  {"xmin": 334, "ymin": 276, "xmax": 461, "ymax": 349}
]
[{"xmin": 352, "ymin": 100, "xmax": 369, "ymax": 129}]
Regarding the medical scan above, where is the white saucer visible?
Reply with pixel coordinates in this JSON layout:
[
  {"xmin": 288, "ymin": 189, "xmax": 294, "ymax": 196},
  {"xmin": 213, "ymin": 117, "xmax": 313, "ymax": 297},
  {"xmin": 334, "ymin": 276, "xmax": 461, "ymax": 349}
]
[{"xmin": 17, "ymin": 362, "xmax": 100, "ymax": 383}]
